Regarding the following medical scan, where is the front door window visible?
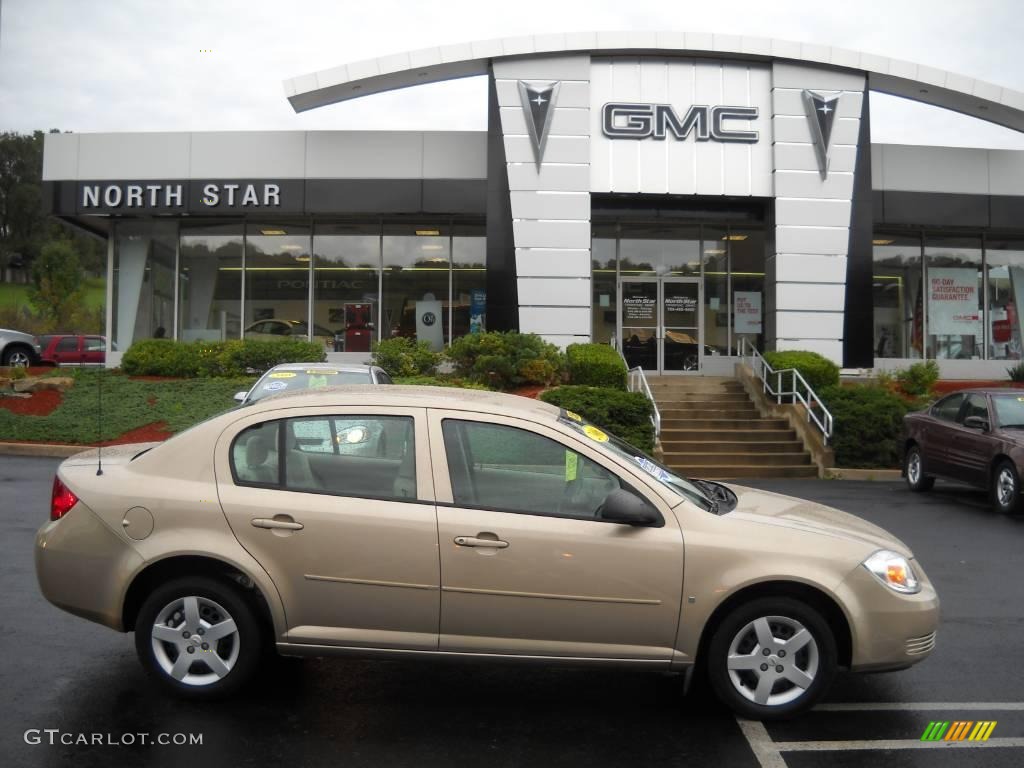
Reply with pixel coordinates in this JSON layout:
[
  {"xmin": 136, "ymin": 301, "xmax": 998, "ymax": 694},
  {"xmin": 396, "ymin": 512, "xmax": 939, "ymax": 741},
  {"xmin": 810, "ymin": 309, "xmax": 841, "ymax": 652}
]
[{"xmin": 620, "ymin": 278, "xmax": 703, "ymax": 374}]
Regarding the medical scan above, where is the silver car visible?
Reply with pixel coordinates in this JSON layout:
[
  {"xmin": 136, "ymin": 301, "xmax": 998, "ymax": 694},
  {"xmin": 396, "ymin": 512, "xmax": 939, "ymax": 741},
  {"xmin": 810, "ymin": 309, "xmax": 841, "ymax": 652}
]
[
  {"xmin": 234, "ymin": 363, "xmax": 393, "ymax": 405},
  {"xmin": 0, "ymin": 328, "xmax": 42, "ymax": 366}
]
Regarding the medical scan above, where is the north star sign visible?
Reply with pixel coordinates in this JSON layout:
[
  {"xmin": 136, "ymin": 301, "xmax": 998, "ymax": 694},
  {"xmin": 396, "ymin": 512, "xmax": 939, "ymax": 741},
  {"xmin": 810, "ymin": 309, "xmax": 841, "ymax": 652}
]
[
  {"xmin": 602, "ymin": 103, "xmax": 759, "ymax": 143},
  {"xmin": 80, "ymin": 182, "xmax": 283, "ymax": 209}
]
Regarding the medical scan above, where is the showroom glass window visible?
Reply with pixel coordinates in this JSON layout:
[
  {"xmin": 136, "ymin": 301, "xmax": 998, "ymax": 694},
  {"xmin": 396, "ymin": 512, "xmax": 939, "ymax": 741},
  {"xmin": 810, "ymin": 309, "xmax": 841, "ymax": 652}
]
[
  {"xmin": 925, "ymin": 235, "xmax": 983, "ymax": 360},
  {"xmin": 178, "ymin": 222, "xmax": 242, "ymax": 341},
  {"xmin": 619, "ymin": 223, "xmax": 700, "ymax": 277},
  {"xmin": 243, "ymin": 223, "xmax": 314, "ymax": 345},
  {"xmin": 702, "ymin": 225, "xmax": 729, "ymax": 354},
  {"xmin": 591, "ymin": 223, "xmax": 617, "ymax": 344},
  {"xmin": 872, "ymin": 233, "xmax": 923, "ymax": 359},
  {"xmin": 985, "ymin": 236, "xmax": 1024, "ymax": 361},
  {"xmin": 382, "ymin": 224, "xmax": 450, "ymax": 350},
  {"xmin": 111, "ymin": 221, "xmax": 177, "ymax": 350},
  {"xmin": 313, "ymin": 222, "xmax": 381, "ymax": 353},
  {"xmin": 452, "ymin": 222, "xmax": 487, "ymax": 339},
  {"xmin": 729, "ymin": 226, "xmax": 766, "ymax": 354}
]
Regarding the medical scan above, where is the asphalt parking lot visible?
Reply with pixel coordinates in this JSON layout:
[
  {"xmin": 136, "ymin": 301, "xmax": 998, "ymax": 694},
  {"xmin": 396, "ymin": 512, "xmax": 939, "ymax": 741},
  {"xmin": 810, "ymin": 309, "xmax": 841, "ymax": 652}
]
[{"xmin": 2, "ymin": 455, "xmax": 1023, "ymax": 768}]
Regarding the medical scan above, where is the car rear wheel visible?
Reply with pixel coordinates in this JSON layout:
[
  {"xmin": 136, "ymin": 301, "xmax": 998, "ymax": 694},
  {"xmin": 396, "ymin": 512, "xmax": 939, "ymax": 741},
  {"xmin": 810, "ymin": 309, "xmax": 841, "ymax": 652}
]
[
  {"xmin": 905, "ymin": 446, "xmax": 934, "ymax": 492},
  {"xmin": 992, "ymin": 460, "xmax": 1022, "ymax": 515},
  {"xmin": 707, "ymin": 597, "xmax": 837, "ymax": 720},
  {"xmin": 135, "ymin": 576, "xmax": 262, "ymax": 699}
]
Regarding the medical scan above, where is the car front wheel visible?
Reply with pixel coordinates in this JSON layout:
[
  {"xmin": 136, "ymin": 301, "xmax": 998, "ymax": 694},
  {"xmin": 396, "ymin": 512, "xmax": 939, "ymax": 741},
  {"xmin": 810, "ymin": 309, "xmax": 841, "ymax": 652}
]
[
  {"xmin": 992, "ymin": 460, "xmax": 1023, "ymax": 515},
  {"xmin": 905, "ymin": 445, "xmax": 934, "ymax": 492},
  {"xmin": 135, "ymin": 576, "xmax": 262, "ymax": 699},
  {"xmin": 707, "ymin": 597, "xmax": 837, "ymax": 720},
  {"xmin": 2, "ymin": 346, "xmax": 32, "ymax": 367}
]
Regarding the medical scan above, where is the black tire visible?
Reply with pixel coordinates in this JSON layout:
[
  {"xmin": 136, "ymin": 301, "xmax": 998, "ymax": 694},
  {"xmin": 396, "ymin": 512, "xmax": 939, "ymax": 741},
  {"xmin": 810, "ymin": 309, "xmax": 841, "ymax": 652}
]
[
  {"xmin": 134, "ymin": 576, "xmax": 263, "ymax": 699},
  {"xmin": 991, "ymin": 460, "xmax": 1023, "ymax": 515},
  {"xmin": 2, "ymin": 345, "xmax": 33, "ymax": 367},
  {"xmin": 706, "ymin": 597, "xmax": 837, "ymax": 720},
  {"xmin": 904, "ymin": 445, "xmax": 934, "ymax": 492}
]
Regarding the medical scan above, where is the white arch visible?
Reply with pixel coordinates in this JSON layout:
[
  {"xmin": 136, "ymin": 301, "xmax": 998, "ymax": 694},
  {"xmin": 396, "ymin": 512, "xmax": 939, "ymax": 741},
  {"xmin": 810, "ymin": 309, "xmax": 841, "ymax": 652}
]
[{"xmin": 283, "ymin": 30, "xmax": 1024, "ymax": 132}]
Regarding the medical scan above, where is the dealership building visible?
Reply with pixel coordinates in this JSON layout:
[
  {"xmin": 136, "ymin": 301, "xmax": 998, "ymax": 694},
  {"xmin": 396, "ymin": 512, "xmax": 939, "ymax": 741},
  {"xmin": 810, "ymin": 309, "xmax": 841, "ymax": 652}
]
[{"xmin": 41, "ymin": 32, "xmax": 1024, "ymax": 376}]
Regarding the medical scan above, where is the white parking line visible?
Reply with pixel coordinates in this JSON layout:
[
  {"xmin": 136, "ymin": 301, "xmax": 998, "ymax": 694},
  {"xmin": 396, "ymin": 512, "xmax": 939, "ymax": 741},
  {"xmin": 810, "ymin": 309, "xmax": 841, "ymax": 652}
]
[{"xmin": 737, "ymin": 703, "xmax": 1024, "ymax": 768}]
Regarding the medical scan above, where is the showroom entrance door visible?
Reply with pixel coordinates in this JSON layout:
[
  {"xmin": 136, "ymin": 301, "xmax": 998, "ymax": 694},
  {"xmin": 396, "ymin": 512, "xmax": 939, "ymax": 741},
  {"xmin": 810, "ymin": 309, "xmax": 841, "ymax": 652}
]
[{"xmin": 619, "ymin": 277, "xmax": 704, "ymax": 374}]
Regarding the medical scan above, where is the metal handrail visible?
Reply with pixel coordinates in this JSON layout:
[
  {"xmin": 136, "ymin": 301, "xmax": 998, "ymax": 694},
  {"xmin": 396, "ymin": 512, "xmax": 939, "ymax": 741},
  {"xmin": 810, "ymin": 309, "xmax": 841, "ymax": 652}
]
[
  {"xmin": 736, "ymin": 337, "xmax": 833, "ymax": 445},
  {"xmin": 610, "ymin": 339, "xmax": 661, "ymax": 436}
]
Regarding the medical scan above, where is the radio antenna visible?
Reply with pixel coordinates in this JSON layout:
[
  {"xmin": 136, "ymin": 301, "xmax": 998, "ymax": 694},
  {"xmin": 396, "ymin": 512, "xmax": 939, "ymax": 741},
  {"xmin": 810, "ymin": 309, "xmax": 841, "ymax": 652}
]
[{"xmin": 96, "ymin": 369, "xmax": 103, "ymax": 476}]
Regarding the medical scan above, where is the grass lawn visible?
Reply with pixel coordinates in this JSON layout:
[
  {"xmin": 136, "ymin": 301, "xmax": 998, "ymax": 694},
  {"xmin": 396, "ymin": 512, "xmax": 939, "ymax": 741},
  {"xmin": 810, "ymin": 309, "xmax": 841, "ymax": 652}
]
[
  {"xmin": 0, "ymin": 369, "xmax": 255, "ymax": 444},
  {"xmin": 0, "ymin": 277, "xmax": 106, "ymax": 311}
]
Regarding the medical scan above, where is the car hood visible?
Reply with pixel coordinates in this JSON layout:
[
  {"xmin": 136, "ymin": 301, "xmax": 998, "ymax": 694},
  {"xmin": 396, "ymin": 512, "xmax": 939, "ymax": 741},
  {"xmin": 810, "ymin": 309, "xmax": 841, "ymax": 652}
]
[
  {"xmin": 62, "ymin": 442, "xmax": 162, "ymax": 468},
  {"xmin": 724, "ymin": 484, "xmax": 912, "ymax": 557}
]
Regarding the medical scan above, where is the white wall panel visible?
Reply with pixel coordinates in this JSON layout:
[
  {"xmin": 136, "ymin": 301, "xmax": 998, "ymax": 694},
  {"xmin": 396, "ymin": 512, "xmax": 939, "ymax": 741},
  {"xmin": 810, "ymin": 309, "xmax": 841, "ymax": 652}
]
[
  {"xmin": 519, "ymin": 307, "xmax": 591, "ymax": 335},
  {"xmin": 774, "ymin": 170, "xmax": 854, "ymax": 199},
  {"xmin": 772, "ymin": 62, "xmax": 865, "ymax": 92},
  {"xmin": 492, "ymin": 55, "xmax": 590, "ymax": 81},
  {"xmin": 771, "ymin": 89, "xmax": 863, "ymax": 119},
  {"xmin": 499, "ymin": 107, "xmax": 590, "ymax": 137},
  {"xmin": 775, "ymin": 198, "xmax": 852, "ymax": 227},
  {"xmin": 507, "ymin": 163, "xmax": 590, "ymax": 191},
  {"xmin": 190, "ymin": 132, "xmax": 307, "ymax": 178},
  {"xmin": 516, "ymin": 248, "xmax": 592, "ymax": 278},
  {"xmin": 774, "ymin": 143, "xmax": 857, "ymax": 173},
  {"xmin": 78, "ymin": 133, "xmax": 192, "ymax": 179},
  {"xmin": 773, "ymin": 115, "xmax": 860, "ymax": 145},
  {"xmin": 989, "ymin": 150, "xmax": 1024, "ymax": 195},
  {"xmin": 512, "ymin": 220, "xmax": 590, "ymax": 249},
  {"xmin": 504, "ymin": 135, "xmax": 590, "ymax": 164},
  {"xmin": 494, "ymin": 79, "xmax": 590, "ymax": 109},
  {"xmin": 422, "ymin": 133, "xmax": 487, "ymax": 178},
  {"xmin": 305, "ymin": 131, "xmax": 421, "ymax": 178},
  {"xmin": 775, "ymin": 338, "xmax": 844, "ymax": 360},
  {"xmin": 775, "ymin": 282, "xmax": 847, "ymax": 311},
  {"xmin": 775, "ymin": 311, "xmax": 845, "ymax": 339},
  {"xmin": 877, "ymin": 145, "xmax": 988, "ymax": 193},
  {"xmin": 517, "ymin": 277, "xmax": 591, "ymax": 306},
  {"xmin": 509, "ymin": 191, "xmax": 590, "ymax": 220},
  {"xmin": 42, "ymin": 133, "xmax": 80, "ymax": 180},
  {"xmin": 773, "ymin": 253, "xmax": 848, "ymax": 284},
  {"xmin": 776, "ymin": 225, "xmax": 850, "ymax": 255}
]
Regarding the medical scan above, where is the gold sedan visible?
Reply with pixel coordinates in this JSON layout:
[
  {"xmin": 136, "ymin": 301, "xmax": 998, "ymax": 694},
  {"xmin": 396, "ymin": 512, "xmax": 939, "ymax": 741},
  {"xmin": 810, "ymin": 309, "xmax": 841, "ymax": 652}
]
[{"xmin": 35, "ymin": 387, "xmax": 938, "ymax": 719}]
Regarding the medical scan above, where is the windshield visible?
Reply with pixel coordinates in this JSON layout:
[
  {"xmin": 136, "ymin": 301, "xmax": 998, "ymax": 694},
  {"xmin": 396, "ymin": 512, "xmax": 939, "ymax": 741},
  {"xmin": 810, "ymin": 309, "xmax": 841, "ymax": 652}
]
[
  {"xmin": 247, "ymin": 368, "xmax": 371, "ymax": 402},
  {"xmin": 992, "ymin": 394, "xmax": 1024, "ymax": 428},
  {"xmin": 557, "ymin": 411, "xmax": 715, "ymax": 512}
]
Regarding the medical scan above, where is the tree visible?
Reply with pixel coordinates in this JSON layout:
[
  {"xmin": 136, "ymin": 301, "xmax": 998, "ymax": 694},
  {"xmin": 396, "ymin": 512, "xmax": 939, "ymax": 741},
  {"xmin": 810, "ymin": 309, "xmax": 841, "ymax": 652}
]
[{"xmin": 28, "ymin": 239, "xmax": 86, "ymax": 328}]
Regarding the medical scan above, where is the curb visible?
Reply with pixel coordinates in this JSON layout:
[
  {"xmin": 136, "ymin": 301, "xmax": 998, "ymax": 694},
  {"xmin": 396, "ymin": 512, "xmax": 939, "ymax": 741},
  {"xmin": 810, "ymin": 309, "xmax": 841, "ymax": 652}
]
[
  {"xmin": 0, "ymin": 442, "xmax": 88, "ymax": 459},
  {"xmin": 824, "ymin": 467, "xmax": 902, "ymax": 481}
]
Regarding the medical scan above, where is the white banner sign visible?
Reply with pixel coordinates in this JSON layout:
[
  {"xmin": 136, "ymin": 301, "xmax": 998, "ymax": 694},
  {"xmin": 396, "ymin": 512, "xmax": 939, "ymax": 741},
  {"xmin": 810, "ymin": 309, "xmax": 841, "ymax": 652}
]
[
  {"xmin": 734, "ymin": 291, "xmax": 762, "ymax": 334},
  {"xmin": 928, "ymin": 268, "xmax": 980, "ymax": 336}
]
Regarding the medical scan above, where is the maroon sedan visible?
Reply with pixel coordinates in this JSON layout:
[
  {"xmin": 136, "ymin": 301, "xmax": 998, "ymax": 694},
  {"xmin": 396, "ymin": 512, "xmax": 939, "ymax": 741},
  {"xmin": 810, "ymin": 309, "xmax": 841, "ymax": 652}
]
[{"xmin": 904, "ymin": 388, "xmax": 1024, "ymax": 514}]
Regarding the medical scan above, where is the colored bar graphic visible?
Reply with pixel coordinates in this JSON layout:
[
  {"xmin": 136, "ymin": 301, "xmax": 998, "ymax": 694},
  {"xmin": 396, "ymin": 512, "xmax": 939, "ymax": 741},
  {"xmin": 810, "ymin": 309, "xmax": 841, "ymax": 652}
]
[{"xmin": 920, "ymin": 720, "xmax": 997, "ymax": 742}]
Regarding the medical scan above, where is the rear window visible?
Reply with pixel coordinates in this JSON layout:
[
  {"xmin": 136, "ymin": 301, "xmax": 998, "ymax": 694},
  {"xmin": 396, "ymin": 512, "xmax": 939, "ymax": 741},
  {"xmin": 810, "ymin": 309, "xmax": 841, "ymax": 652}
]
[{"xmin": 247, "ymin": 368, "xmax": 372, "ymax": 402}]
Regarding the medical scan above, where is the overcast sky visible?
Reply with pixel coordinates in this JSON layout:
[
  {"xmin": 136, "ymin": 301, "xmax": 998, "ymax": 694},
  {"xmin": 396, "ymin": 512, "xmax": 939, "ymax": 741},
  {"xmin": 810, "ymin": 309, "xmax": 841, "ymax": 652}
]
[{"xmin": 1, "ymin": 0, "xmax": 1023, "ymax": 148}]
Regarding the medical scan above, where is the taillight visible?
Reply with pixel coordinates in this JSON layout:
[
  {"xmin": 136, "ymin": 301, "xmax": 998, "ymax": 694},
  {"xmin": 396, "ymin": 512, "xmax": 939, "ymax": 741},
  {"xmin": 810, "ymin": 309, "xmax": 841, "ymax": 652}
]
[{"xmin": 51, "ymin": 476, "xmax": 78, "ymax": 521}]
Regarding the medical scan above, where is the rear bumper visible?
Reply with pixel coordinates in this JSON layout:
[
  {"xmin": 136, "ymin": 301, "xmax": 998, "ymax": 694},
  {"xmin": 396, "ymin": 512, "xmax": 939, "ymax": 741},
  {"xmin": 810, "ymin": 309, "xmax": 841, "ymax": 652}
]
[
  {"xmin": 837, "ymin": 563, "xmax": 940, "ymax": 672},
  {"xmin": 35, "ymin": 503, "xmax": 142, "ymax": 631}
]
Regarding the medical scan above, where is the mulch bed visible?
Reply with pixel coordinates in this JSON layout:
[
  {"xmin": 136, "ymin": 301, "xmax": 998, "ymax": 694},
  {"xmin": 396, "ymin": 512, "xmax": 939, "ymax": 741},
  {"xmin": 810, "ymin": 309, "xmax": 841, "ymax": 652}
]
[
  {"xmin": 932, "ymin": 380, "xmax": 1024, "ymax": 395},
  {"xmin": 0, "ymin": 389, "xmax": 62, "ymax": 416},
  {"xmin": 98, "ymin": 421, "xmax": 174, "ymax": 446},
  {"xmin": 509, "ymin": 385, "xmax": 546, "ymax": 399}
]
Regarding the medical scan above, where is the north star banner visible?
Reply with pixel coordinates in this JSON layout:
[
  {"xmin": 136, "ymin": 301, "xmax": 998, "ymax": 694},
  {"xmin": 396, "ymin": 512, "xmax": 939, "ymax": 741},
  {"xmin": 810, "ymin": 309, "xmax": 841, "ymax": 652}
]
[{"xmin": 928, "ymin": 268, "xmax": 981, "ymax": 336}]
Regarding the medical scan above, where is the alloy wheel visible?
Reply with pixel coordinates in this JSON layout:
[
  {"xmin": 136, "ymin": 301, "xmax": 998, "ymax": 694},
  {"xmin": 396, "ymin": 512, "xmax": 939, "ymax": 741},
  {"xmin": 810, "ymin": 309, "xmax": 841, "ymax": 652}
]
[
  {"xmin": 150, "ymin": 595, "xmax": 240, "ymax": 686},
  {"xmin": 725, "ymin": 615, "xmax": 819, "ymax": 706},
  {"xmin": 6, "ymin": 350, "xmax": 30, "ymax": 367},
  {"xmin": 907, "ymin": 451, "xmax": 921, "ymax": 485},
  {"xmin": 997, "ymin": 467, "xmax": 1016, "ymax": 507}
]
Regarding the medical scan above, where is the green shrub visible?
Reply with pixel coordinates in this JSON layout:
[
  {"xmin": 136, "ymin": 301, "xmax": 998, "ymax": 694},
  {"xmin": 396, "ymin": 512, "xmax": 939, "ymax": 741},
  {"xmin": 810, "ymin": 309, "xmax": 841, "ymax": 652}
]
[
  {"xmin": 540, "ymin": 385, "xmax": 655, "ymax": 453},
  {"xmin": 566, "ymin": 343, "xmax": 627, "ymax": 390},
  {"xmin": 371, "ymin": 337, "xmax": 442, "ymax": 377},
  {"xmin": 764, "ymin": 350, "xmax": 840, "ymax": 393},
  {"xmin": 821, "ymin": 384, "xmax": 911, "ymax": 469},
  {"xmin": 393, "ymin": 375, "xmax": 491, "ymax": 390},
  {"xmin": 446, "ymin": 331, "xmax": 566, "ymax": 390},
  {"xmin": 895, "ymin": 360, "xmax": 940, "ymax": 396},
  {"xmin": 121, "ymin": 338, "xmax": 324, "ymax": 378},
  {"xmin": 1009, "ymin": 362, "xmax": 1024, "ymax": 382}
]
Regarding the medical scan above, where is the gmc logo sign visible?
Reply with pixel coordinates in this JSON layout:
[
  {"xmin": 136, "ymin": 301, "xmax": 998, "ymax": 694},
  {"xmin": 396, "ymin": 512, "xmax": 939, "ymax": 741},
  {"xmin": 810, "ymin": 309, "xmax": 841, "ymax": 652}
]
[{"xmin": 602, "ymin": 103, "xmax": 759, "ymax": 143}]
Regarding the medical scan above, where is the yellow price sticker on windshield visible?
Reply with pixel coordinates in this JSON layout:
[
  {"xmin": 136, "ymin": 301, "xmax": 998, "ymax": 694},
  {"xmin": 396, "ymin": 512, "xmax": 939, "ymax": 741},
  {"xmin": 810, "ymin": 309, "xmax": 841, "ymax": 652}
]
[
  {"xmin": 565, "ymin": 410, "xmax": 583, "ymax": 422},
  {"xmin": 306, "ymin": 369, "xmax": 338, "ymax": 375},
  {"xmin": 583, "ymin": 425, "xmax": 608, "ymax": 443},
  {"xmin": 565, "ymin": 452, "xmax": 578, "ymax": 481},
  {"xmin": 269, "ymin": 372, "xmax": 297, "ymax": 379}
]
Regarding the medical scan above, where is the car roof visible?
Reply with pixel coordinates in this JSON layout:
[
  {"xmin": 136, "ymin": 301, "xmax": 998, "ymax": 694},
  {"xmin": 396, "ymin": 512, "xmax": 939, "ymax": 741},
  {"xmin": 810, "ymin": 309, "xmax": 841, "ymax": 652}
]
[
  {"xmin": 248, "ymin": 384, "xmax": 561, "ymax": 421},
  {"xmin": 941, "ymin": 388, "xmax": 1023, "ymax": 396},
  {"xmin": 264, "ymin": 362, "xmax": 377, "ymax": 373}
]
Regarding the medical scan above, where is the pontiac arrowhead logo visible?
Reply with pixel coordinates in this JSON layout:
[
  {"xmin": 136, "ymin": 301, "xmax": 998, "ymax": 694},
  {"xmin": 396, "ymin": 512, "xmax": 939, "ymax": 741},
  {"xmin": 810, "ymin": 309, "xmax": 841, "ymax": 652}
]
[
  {"xmin": 803, "ymin": 90, "xmax": 841, "ymax": 179},
  {"xmin": 518, "ymin": 80, "xmax": 560, "ymax": 168}
]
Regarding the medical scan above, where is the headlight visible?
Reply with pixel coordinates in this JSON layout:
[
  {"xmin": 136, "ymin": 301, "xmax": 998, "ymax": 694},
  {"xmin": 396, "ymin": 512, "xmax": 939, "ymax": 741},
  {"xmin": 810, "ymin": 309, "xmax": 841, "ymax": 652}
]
[{"xmin": 862, "ymin": 550, "xmax": 921, "ymax": 594}]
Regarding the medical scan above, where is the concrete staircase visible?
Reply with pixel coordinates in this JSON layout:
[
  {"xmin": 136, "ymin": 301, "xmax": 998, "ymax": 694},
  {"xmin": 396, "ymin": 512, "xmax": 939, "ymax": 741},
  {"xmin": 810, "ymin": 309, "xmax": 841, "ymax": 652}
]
[{"xmin": 649, "ymin": 376, "xmax": 817, "ymax": 480}]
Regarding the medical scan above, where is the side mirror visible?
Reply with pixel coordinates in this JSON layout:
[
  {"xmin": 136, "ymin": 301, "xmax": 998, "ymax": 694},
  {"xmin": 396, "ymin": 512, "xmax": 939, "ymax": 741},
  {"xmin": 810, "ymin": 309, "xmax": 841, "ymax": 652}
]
[
  {"xmin": 963, "ymin": 415, "xmax": 990, "ymax": 431},
  {"xmin": 234, "ymin": 391, "xmax": 248, "ymax": 403},
  {"xmin": 596, "ymin": 489, "xmax": 661, "ymax": 526}
]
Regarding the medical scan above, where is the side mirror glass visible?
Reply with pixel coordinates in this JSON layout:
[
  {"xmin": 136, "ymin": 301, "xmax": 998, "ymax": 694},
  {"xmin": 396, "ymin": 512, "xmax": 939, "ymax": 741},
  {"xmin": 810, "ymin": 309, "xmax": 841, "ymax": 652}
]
[
  {"xmin": 963, "ymin": 415, "xmax": 989, "ymax": 431},
  {"xmin": 234, "ymin": 391, "xmax": 248, "ymax": 403},
  {"xmin": 596, "ymin": 488, "xmax": 661, "ymax": 526}
]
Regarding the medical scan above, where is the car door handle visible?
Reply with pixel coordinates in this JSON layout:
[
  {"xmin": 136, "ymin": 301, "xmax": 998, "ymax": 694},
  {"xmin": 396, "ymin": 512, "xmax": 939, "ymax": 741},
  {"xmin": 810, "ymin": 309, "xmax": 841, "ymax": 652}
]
[
  {"xmin": 454, "ymin": 535, "xmax": 508, "ymax": 549},
  {"xmin": 251, "ymin": 517, "xmax": 304, "ymax": 531}
]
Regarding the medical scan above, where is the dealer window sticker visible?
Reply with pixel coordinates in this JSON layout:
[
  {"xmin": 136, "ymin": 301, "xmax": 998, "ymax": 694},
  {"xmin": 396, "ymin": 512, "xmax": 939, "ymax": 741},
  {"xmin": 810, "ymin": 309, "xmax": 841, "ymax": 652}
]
[
  {"xmin": 582, "ymin": 425, "xmax": 609, "ymax": 443},
  {"xmin": 263, "ymin": 381, "xmax": 288, "ymax": 392},
  {"xmin": 633, "ymin": 455, "xmax": 673, "ymax": 483},
  {"xmin": 268, "ymin": 372, "xmax": 297, "ymax": 379},
  {"xmin": 306, "ymin": 370, "xmax": 338, "ymax": 375},
  {"xmin": 565, "ymin": 451, "xmax": 579, "ymax": 482},
  {"xmin": 565, "ymin": 410, "xmax": 583, "ymax": 422}
]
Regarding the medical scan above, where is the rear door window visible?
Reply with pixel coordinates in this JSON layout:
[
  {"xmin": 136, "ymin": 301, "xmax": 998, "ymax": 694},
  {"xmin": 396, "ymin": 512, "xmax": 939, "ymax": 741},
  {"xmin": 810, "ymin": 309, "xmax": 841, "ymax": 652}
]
[{"xmin": 932, "ymin": 393, "xmax": 966, "ymax": 422}]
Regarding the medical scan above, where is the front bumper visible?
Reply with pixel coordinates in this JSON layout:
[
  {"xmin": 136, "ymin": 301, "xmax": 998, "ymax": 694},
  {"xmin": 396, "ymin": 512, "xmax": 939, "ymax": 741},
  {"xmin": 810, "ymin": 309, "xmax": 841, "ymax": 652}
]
[
  {"xmin": 35, "ymin": 503, "xmax": 143, "ymax": 631},
  {"xmin": 837, "ymin": 561, "xmax": 940, "ymax": 671}
]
